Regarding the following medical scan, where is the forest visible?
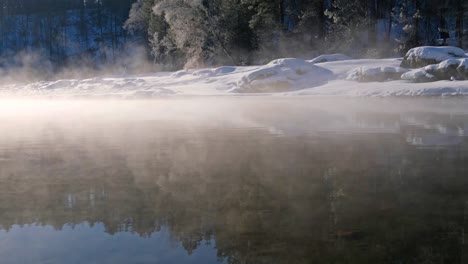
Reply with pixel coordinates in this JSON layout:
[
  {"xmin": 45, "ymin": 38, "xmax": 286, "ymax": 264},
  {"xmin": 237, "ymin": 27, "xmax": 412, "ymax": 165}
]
[
  {"xmin": 0, "ymin": 0, "xmax": 134, "ymax": 70},
  {"xmin": 0, "ymin": 0, "xmax": 467, "ymax": 71}
]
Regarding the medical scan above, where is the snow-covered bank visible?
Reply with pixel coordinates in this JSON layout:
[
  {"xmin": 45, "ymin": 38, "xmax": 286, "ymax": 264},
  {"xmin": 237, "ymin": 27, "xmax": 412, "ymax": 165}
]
[{"xmin": 1, "ymin": 47, "xmax": 468, "ymax": 98}]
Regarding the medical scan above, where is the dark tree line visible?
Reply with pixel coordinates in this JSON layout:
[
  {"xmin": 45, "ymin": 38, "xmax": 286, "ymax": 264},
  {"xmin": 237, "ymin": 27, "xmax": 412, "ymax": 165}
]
[
  {"xmin": 0, "ymin": 0, "xmax": 467, "ymax": 71},
  {"xmin": 0, "ymin": 0, "xmax": 135, "ymax": 67},
  {"xmin": 125, "ymin": 0, "xmax": 468, "ymax": 69}
]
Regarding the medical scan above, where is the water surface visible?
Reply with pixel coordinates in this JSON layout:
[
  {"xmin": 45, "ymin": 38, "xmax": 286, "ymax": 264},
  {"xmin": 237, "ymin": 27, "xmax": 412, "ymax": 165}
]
[{"xmin": 0, "ymin": 98, "xmax": 468, "ymax": 264}]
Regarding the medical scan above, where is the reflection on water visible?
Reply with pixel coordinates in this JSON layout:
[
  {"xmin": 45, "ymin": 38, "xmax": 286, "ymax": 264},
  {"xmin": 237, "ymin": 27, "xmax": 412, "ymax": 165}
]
[{"xmin": 0, "ymin": 98, "xmax": 468, "ymax": 264}]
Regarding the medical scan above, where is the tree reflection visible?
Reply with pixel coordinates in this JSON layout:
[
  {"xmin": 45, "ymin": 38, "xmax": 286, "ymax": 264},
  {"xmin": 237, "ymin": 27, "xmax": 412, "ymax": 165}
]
[{"xmin": 0, "ymin": 114, "xmax": 467, "ymax": 263}]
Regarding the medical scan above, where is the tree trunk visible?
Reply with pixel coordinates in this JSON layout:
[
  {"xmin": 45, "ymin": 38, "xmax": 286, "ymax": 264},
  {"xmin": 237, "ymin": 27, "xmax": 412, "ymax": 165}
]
[
  {"xmin": 0, "ymin": 1, "xmax": 4, "ymax": 52},
  {"xmin": 456, "ymin": 0, "xmax": 464, "ymax": 48},
  {"xmin": 387, "ymin": 0, "xmax": 394, "ymax": 42},
  {"xmin": 413, "ymin": 0, "xmax": 420, "ymax": 47},
  {"xmin": 80, "ymin": 0, "xmax": 86, "ymax": 50},
  {"xmin": 279, "ymin": 0, "xmax": 285, "ymax": 27},
  {"xmin": 318, "ymin": 0, "xmax": 326, "ymax": 39},
  {"xmin": 368, "ymin": 0, "xmax": 377, "ymax": 47}
]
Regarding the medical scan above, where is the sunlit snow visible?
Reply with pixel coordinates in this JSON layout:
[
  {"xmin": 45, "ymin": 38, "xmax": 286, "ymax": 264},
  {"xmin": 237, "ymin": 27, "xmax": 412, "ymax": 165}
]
[{"xmin": 1, "ymin": 49, "xmax": 468, "ymax": 98}]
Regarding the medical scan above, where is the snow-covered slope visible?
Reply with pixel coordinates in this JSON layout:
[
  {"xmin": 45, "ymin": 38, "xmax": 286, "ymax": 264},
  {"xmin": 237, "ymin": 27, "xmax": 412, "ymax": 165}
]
[{"xmin": 1, "ymin": 51, "xmax": 468, "ymax": 98}]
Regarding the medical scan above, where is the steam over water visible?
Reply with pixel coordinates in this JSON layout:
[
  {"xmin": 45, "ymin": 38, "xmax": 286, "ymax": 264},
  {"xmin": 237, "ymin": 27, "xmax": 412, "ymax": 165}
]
[{"xmin": 1, "ymin": 98, "xmax": 468, "ymax": 263}]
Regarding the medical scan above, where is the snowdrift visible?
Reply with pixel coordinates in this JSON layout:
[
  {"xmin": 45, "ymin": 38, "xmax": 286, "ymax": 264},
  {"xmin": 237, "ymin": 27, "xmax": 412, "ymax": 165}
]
[{"xmin": 233, "ymin": 58, "xmax": 333, "ymax": 93}]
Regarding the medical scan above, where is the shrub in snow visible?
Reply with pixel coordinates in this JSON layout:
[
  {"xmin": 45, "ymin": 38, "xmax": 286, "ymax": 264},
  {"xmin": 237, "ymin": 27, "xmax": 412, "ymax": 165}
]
[
  {"xmin": 400, "ymin": 46, "xmax": 466, "ymax": 68},
  {"xmin": 234, "ymin": 58, "xmax": 333, "ymax": 93},
  {"xmin": 347, "ymin": 66, "xmax": 409, "ymax": 82},
  {"xmin": 309, "ymin": 54, "xmax": 352, "ymax": 64},
  {"xmin": 401, "ymin": 58, "xmax": 468, "ymax": 82}
]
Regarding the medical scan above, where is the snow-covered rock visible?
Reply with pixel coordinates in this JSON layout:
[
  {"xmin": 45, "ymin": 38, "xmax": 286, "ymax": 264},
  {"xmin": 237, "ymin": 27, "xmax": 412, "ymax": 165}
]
[
  {"xmin": 309, "ymin": 54, "xmax": 352, "ymax": 64},
  {"xmin": 317, "ymin": 59, "xmax": 402, "ymax": 79},
  {"xmin": 430, "ymin": 59, "xmax": 468, "ymax": 80},
  {"xmin": 347, "ymin": 66, "xmax": 409, "ymax": 82},
  {"xmin": 171, "ymin": 70, "xmax": 191, "ymax": 78},
  {"xmin": 400, "ymin": 46, "xmax": 466, "ymax": 68},
  {"xmin": 401, "ymin": 68, "xmax": 438, "ymax": 83},
  {"xmin": 402, "ymin": 58, "xmax": 468, "ymax": 82},
  {"xmin": 213, "ymin": 66, "xmax": 237, "ymax": 75},
  {"xmin": 234, "ymin": 58, "xmax": 333, "ymax": 93},
  {"xmin": 191, "ymin": 69, "xmax": 215, "ymax": 77},
  {"xmin": 192, "ymin": 66, "xmax": 236, "ymax": 77}
]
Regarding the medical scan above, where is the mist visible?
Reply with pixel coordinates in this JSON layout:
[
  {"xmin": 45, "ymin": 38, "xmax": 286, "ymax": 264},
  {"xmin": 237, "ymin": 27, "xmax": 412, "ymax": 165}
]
[
  {"xmin": 0, "ymin": 45, "xmax": 157, "ymax": 86},
  {"xmin": 1, "ymin": 97, "xmax": 467, "ymax": 126},
  {"xmin": 1, "ymin": 1, "xmax": 468, "ymax": 263}
]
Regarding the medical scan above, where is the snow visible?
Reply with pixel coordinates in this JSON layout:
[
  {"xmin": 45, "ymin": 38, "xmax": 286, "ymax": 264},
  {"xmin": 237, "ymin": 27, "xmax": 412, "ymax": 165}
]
[
  {"xmin": 192, "ymin": 66, "xmax": 237, "ymax": 77},
  {"xmin": 233, "ymin": 58, "xmax": 333, "ymax": 93},
  {"xmin": 405, "ymin": 46, "xmax": 465, "ymax": 61},
  {"xmin": 316, "ymin": 59, "xmax": 402, "ymax": 78},
  {"xmin": 401, "ymin": 68, "xmax": 437, "ymax": 82},
  {"xmin": 2, "ymin": 50, "xmax": 468, "ymax": 98},
  {"xmin": 402, "ymin": 58, "xmax": 468, "ymax": 82},
  {"xmin": 292, "ymin": 80, "xmax": 468, "ymax": 97},
  {"xmin": 457, "ymin": 58, "xmax": 468, "ymax": 69},
  {"xmin": 346, "ymin": 66, "xmax": 409, "ymax": 82},
  {"xmin": 401, "ymin": 46, "xmax": 467, "ymax": 68},
  {"xmin": 309, "ymin": 54, "xmax": 352, "ymax": 64}
]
